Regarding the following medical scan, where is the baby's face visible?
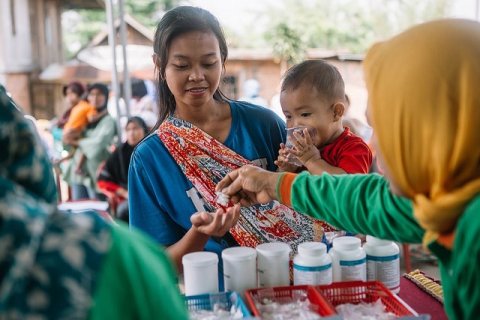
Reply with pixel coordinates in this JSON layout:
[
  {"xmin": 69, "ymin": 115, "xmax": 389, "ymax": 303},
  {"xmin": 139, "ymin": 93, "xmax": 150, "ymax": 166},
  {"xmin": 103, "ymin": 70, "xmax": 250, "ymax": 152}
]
[{"xmin": 280, "ymin": 85, "xmax": 342, "ymax": 147}]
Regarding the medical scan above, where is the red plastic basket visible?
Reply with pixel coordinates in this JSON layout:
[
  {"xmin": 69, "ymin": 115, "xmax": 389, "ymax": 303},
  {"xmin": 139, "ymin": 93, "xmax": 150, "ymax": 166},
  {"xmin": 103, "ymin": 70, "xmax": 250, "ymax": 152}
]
[
  {"xmin": 315, "ymin": 281, "xmax": 416, "ymax": 316},
  {"xmin": 244, "ymin": 285, "xmax": 336, "ymax": 317}
]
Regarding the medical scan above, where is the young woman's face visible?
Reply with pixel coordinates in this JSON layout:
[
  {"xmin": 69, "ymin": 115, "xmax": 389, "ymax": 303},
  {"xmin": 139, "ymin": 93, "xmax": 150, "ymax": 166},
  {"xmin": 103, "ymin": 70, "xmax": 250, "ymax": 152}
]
[
  {"xmin": 88, "ymin": 88, "xmax": 106, "ymax": 109},
  {"xmin": 125, "ymin": 121, "xmax": 146, "ymax": 146},
  {"xmin": 164, "ymin": 31, "xmax": 223, "ymax": 110},
  {"xmin": 366, "ymin": 105, "xmax": 405, "ymax": 196}
]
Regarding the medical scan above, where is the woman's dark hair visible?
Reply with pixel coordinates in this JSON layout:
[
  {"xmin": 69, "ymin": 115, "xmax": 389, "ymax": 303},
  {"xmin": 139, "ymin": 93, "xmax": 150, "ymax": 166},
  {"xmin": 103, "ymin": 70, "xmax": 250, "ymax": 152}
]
[
  {"xmin": 126, "ymin": 116, "xmax": 148, "ymax": 135},
  {"xmin": 152, "ymin": 6, "xmax": 229, "ymax": 128},
  {"xmin": 63, "ymin": 81, "xmax": 85, "ymax": 97},
  {"xmin": 87, "ymin": 83, "xmax": 110, "ymax": 110},
  {"xmin": 131, "ymin": 78, "xmax": 148, "ymax": 99}
]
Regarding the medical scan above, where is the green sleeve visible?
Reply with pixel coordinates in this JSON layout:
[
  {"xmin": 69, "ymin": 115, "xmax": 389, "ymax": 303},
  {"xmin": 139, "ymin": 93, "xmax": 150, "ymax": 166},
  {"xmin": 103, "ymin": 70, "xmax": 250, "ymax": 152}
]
[
  {"xmin": 290, "ymin": 172, "xmax": 424, "ymax": 243},
  {"xmin": 443, "ymin": 196, "xmax": 480, "ymax": 319},
  {"xmin": 88, "ymin": 224, "xmax": 188, "ymax": 320},
  {"xmin": 78, "ymin": 116, "xmax": 116, "ymax": 161}
]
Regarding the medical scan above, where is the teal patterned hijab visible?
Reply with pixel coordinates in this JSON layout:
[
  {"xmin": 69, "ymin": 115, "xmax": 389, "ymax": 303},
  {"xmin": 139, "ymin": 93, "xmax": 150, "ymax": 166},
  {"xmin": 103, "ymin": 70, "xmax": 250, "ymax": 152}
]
[{"xmin": 0, "ymin": 85, "xmax": 111, "ymax": 319}]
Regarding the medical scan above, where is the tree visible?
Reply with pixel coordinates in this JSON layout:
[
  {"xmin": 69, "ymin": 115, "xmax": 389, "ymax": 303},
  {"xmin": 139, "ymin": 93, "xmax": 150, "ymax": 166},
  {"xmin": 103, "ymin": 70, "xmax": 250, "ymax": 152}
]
[
  {"xmin": 266, "ymin": 23, "xmax": 306, "ymax": 73},
  {"xmin": 262, "ymin": 0, "xmax": 453, "ymax": 54}
]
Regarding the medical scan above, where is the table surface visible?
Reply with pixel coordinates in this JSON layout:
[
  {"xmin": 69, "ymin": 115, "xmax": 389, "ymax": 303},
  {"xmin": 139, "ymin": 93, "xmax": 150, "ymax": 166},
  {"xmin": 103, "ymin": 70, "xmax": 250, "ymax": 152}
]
[{"xmin": 398, "ymin": 277, "xmax": 447, "ymax": 320}]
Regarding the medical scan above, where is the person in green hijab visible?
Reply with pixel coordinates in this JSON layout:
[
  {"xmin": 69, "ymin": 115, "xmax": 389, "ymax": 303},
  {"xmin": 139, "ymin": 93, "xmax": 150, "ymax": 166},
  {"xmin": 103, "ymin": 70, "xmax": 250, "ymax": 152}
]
[{"xmin": 0, "ymin": 85, "xmax": 187, "ymax": 319}]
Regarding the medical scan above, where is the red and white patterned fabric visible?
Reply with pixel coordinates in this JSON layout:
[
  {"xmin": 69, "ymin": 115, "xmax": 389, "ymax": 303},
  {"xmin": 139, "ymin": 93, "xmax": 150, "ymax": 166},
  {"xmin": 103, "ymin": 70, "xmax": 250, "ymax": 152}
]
[{"xmin": 158, "ymin": 116, "xmax": 333, "ymax": 252}]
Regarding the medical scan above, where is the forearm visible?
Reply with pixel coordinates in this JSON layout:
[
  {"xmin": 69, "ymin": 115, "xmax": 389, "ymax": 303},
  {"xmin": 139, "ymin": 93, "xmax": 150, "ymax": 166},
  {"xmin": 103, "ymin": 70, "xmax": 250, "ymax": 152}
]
[
  {"xmin": 304, "ymin": 158, "xmax": 347, "ymax": 175},
  {"xmin": 278, "ymin": 172, "xmax": 424, "ymax": 243},
  {"xmin": 166, "ymin": 227, "xmax": 210, "ymax": 273},
  {"xmin": 62, "ymin": 128, "xmax": 81, "ymax": 145}
]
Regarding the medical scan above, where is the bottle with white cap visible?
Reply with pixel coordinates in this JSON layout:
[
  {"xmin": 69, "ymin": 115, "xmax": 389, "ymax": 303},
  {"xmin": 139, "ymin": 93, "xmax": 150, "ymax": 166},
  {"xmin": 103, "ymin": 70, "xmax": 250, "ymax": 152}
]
[
  {"xmin": 293, "ymin": 242, "xmax": 332, "ymax": 285},
  {"xmin": 222, "ymin": 247, "xmax": 257, "ymax": 294},
  {"xmin": 363, "ymin": 235, "xmax": 400, "ymax": 293},
  {"xmin": 329, "ymin": 236, "xmax": 366, "ymax": 282},
  {"xmin": 256, "ymin": 242, "xmax": 291, "ymax": 287},
  {"xmin": 182, "ymin": 251, "xmax": 219, "ymax": 296}
]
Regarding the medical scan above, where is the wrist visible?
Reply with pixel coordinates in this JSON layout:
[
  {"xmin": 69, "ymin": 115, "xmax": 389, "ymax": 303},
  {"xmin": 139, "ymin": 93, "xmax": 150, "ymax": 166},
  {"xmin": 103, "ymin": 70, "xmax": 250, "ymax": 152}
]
[
  {"xmin": 303, "ymin": 155, "xmax": 322, "ymax": 168},
  {"xmin": 275, "ymin": 172, "xmax": 297, "ymax": 207}
]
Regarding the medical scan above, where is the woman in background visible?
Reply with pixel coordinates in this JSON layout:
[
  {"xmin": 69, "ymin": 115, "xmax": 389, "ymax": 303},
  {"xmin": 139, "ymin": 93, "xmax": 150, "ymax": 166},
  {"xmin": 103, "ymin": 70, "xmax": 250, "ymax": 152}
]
[{"xmin": 98, "ymin": 116, "xmax": 148, "ymax": 223}]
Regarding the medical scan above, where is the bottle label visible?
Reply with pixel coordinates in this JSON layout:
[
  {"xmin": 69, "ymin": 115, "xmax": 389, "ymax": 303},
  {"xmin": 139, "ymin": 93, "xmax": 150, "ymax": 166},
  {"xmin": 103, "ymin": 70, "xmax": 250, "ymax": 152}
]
[
  {"xmin": 293, "ymin": 263, "xmax": 332, "ymax": 285},
  {"xmin": 339, "ymin": 258, "xmax": 366, "ymax": 281},
  {"xmin": 367, "ymin": 254, "xmax": 400, "ymax": 290}
]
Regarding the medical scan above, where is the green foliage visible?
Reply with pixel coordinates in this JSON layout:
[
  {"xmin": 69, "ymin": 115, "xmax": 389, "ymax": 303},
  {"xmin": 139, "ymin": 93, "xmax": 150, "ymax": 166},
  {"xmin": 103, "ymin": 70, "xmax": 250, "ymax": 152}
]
[
  {"xmin": 262, "ymin": 0, "xmax": 453, "ymax": 57},
  {"xmin": 266, "ymin": 23, "xmax": 306, "ymax": 64},
  {"xmin": 62, "ymin": 0, "xmax": 453, "ymax": 60}
]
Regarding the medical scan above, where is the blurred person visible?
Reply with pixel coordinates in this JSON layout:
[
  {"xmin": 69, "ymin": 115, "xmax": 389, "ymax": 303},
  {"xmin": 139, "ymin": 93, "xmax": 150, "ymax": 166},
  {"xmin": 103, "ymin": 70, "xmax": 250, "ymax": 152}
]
[
  {"xmin": 239, "ymin": 78, "xmax": 268, "ymax": 107},
  {"xmin": 0, "ymin": 84, "xmax": 187, "ymax": 319},
  {"xmin": 342, "ymin": 93, "xmax": 373, "ymax": 143},
  {"xmin": 130, "ymin": 78, "xmax": 158, "ymax": 130},
  {"xmin": 60, "ymin": 84, "xmax": 108, "ymax": 175},
  {"xmin": 50, "ymin": 81, "xmax": 86, "ymax": 161},
  {"xmin": 63, "ymin": 83, "xmax": 117, "ymax": 201},
  {"xmin": 97, "ymin": 116, "xmax": 148, "ymax": 223}
]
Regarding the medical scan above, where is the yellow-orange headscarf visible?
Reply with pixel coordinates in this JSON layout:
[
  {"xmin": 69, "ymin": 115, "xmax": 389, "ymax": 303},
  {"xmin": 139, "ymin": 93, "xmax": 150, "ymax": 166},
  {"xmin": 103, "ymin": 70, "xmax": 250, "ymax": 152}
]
[{"xmin": 364, "ymin": 19, "xmax": 480, "ymax": 248}]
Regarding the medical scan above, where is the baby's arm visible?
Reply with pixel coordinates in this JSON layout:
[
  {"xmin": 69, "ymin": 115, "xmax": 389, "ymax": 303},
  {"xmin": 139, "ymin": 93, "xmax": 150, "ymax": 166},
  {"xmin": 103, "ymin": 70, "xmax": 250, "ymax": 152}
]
[
  {"xmin": 62, "ymin": 128, "xmax": 82, "ymax": 146},
  {"xmin": 303, "ymin": 158, "xmax": 347, "ymax": 175},
  {"xmin": 291, "ymin": 129, "xmax": 346, "ymax": 175}
]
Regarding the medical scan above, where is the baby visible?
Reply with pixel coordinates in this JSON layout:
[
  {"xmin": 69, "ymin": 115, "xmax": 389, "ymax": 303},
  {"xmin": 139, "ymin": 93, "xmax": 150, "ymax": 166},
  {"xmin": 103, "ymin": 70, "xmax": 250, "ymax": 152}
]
[{"xmin": 276, "ymin": 60, "xmax": 372, "ymax": 175}]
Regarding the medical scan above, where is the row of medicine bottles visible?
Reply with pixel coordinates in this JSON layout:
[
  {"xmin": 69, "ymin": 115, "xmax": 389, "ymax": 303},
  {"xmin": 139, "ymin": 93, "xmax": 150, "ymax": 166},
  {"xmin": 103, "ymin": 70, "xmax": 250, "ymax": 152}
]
[{"xmin": 182, "ymin": 235, "xmax": 400, "ymax": 296}]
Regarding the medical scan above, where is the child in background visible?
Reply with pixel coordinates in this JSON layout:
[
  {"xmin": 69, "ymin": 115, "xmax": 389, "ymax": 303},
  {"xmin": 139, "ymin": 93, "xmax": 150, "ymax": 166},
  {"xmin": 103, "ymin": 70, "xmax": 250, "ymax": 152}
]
[
  {"xmin": 276, "ymin": 60, "xmax": 372, "ymax": 175},
  {"xmin": 60, "ymin": 83, "xmax": 106, "ymax": 174}
]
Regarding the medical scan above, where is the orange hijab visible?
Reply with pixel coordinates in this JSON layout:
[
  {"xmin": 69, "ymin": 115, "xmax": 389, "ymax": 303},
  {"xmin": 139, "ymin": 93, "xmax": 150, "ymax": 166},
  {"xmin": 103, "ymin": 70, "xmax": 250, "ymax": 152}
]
[{"xmin": 364, "ymin": 19, "xmax": 480, "ymax": 247}]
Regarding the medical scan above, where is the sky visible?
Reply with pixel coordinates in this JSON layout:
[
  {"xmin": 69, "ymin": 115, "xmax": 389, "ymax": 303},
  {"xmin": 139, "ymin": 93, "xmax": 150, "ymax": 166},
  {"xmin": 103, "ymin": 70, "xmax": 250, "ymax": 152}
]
[
  {"xmin": 188, "ymin": 0, "xmax": 279, "ymax": 33},
  {"xmin": 189, "ymin": 0, "xmax": 480, "ymax": 31}
]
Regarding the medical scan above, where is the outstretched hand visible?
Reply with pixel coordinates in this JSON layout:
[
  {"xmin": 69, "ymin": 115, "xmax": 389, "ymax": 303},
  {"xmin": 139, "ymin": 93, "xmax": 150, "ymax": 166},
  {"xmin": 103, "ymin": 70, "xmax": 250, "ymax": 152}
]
[
  {"xmin": 190, "ymin": 204, "xmax": 240, "ymax": 237},
  {"xmin": 215, "ymin": 165, "xmax": 280, "ymax": 206}
]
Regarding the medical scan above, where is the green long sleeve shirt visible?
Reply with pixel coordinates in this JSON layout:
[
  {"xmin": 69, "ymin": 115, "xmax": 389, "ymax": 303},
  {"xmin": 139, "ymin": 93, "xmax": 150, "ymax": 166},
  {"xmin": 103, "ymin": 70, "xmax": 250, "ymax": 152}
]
[
  {"xmin": 89, "ymin": 224, "xmax": 188, "ymax": 320},
  {"xmin": 280, "ymin": 172, "xmax": 480, "ymax": 320}
]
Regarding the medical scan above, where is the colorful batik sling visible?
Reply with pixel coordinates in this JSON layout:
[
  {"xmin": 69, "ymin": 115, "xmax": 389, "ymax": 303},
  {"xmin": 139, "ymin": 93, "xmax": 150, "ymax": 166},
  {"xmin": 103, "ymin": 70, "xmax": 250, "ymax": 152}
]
[{"xmin": 158, "ymin": 116, "xmax": 334, "ymax": 253}]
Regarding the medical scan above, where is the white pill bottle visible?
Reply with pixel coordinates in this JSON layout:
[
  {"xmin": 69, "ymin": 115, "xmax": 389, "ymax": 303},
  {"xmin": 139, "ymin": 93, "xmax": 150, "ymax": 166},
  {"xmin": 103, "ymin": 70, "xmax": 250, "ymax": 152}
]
[
  {"xmin": 363, "ymin": 235, "xmax": 400, "ymax": 293},
  {"xmin": 293, "ymin": 242, "xmax": 332, "ymax": 285},
  {"xmin": 182, "ymin": 252, "xmax": 219, "ymax": 296},
  {"xmin": 256, "ymin": 242, "xmax": 291, "ymax": 287},
  {"xmin": 222, "ymin": 247, "xmax": 257, "ymax": 294},
  {"xmin": 329, "ymin": 236, "xmax": 366, "ymax": 282}
]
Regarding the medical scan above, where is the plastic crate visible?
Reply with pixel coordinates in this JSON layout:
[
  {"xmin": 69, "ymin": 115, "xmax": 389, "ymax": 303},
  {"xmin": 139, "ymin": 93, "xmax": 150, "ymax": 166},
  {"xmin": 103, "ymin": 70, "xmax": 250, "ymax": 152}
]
[
  {"xmin": 184, "ymin": 291, "xmax": 251, "ymax": 317},
  {"xmin": 244, "ymin": 285, "xmax": 336, "ymax": 317},
  {"xmin": 315, "ymin": 281, "xmax": 416, "ymax": 316}
]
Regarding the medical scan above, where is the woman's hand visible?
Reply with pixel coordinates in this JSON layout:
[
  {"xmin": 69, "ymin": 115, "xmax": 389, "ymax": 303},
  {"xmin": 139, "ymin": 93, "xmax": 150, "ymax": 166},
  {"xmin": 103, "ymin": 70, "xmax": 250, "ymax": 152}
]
[
  {"xmin": 216, "ymin": 165, "xmax": 280, "ymax": 206},
  {"xmin": 190, "ymin": 204, "xmax": 241, "ymax": 237}
]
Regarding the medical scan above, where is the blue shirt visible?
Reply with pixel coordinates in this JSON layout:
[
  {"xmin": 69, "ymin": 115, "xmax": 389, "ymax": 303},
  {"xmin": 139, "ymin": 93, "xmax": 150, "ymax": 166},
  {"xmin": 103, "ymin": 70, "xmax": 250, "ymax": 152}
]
[{"xmin": 129, "ymin": 101, "xmax": 286, "ymax": 256}]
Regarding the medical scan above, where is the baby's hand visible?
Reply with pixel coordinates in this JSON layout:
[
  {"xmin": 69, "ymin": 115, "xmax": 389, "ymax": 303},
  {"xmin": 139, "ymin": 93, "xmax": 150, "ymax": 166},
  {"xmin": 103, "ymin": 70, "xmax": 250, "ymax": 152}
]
[
  {"xmin": 290, "ymin": 128, "xmax": 321, "ymax": 166},
  {"xmin": 275, "ymin": 143, "xmax": 299, "ymax": 172}
]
